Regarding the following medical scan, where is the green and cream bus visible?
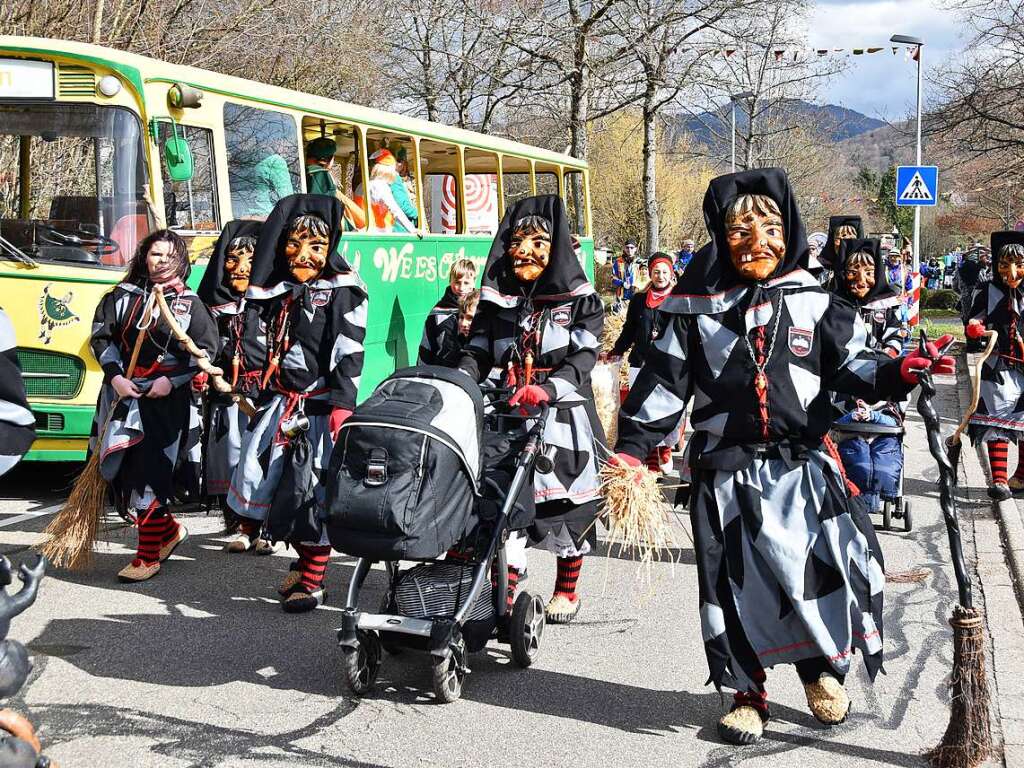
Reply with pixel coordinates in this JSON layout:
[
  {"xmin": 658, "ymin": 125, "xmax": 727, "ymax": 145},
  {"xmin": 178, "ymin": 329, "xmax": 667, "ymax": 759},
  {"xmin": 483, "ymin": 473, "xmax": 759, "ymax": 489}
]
[{"xmin": 0, "ymin": 36, "xmax": 593, "ymax": 462}]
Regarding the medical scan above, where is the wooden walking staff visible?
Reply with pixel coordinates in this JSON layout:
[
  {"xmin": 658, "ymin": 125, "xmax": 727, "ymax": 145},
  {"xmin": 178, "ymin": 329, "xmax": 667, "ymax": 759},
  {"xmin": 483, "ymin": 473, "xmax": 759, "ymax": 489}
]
[
  {"xmin": 915, "ymin": 331, "xmax": 992, "ymax": 768},
  {"xmin": 152, "ymin": 288, "xmax": 256, "ymax": 418},
  {"xmin": 39, "ymin": 291, "xmax": 158, "ymax": 570},
  {"xmin": 945, "ymin": 329, "xmax": 998, "ymax": 479}
]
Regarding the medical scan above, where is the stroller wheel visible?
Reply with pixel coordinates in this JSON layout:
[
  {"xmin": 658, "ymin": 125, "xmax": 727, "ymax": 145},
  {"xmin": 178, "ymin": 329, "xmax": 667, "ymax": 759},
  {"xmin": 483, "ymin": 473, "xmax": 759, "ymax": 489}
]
[
  {"xmin": 881, "ymin": 501, "xmax": 892, "ymax": 532},
  {"xmin": 342, "ymin": 629, "xmax": 381, "ymax": 696},
  {"xmin": 902, "ymin": 500, "xmax": 913, "ymax": 532},
  {"xmin": 432, "ymin": 635, "xmax": 467, "ymax": 703},
  {"xmin": 510, "ymin": 592, "xmax": 545, "ymax": 668}
]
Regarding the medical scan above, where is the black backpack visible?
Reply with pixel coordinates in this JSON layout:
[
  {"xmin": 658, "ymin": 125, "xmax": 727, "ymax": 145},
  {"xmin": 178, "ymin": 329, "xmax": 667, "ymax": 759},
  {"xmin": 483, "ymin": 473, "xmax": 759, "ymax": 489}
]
[{"xmin": 324, "ymin": 367, "xmax": 483, "ymax": 560}]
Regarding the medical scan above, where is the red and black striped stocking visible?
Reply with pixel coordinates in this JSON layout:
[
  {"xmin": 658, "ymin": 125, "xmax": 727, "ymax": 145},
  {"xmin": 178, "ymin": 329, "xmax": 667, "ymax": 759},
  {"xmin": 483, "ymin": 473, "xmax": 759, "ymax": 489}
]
[
  {"xmin": 135, "ymin": 504, "xmax": 165, "ymax": 565},
  {"xmin": 294, "ymin": 543, "xmax": 330, "ymax": 593},
  {"xmin": 554, "ymin": 556, "xmax": 583, "ymax": 600},
  {"xmin": 989, "ymin": 440, "xmax": 1009, "ymax": 485}
]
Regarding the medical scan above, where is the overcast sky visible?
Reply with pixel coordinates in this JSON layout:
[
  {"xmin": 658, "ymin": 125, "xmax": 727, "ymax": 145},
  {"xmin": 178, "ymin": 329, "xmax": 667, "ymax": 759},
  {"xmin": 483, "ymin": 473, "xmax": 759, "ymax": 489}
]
[{"xmin": 807, "ymin": 0, "xmax": 967, "ymax": 121}]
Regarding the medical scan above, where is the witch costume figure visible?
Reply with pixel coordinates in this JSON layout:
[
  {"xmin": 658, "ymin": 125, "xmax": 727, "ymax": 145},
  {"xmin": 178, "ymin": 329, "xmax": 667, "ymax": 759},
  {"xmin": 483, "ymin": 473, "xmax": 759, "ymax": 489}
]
[
  {"xmin": 831, "ymin": 238, "xmax": 905, "ymax": 357},
  {"xmin": 90, "ymin": 229, "xmax": 219, "ymax": 583},
  {"xmin": 613, "ymin": 169, "xmax": 954, "ymax": 746},
  {"xmin": 965, "ymin": 230, "xmax": 1024, "ymax": 500},
  {"xmin": 196, "ymin": 220, "xmax": 270, "ymax": 548},
  {"xmin": 817, "ymin": 214, "xmax": 863, "ymax": 290},
  {"xmin": 228, "ymin": 194, "xmax": 367, "ymax": 613},
  {"xmin": 458, "ymin": 194, "xmax": 604, "ymax": 625}
]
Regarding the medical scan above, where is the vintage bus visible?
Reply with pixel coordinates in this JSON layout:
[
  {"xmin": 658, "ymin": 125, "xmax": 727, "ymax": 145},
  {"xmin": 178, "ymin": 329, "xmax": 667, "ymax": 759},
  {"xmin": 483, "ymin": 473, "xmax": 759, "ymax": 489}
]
[{"xmin": 0, "ymin": 37, "xmax": 593, "ymax": 462}]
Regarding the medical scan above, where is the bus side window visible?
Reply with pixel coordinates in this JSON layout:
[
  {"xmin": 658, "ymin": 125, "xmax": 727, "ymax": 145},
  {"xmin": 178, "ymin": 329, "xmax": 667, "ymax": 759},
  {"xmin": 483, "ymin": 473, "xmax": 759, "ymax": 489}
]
[
  {"xmin": 564, "ymin": 170, "xmax": 588, "ymax": 236},
  {"xmin": 157, "ymin": 124, "xmax": 220, "ymax": 232},
  {"xmin": 463, "ymin": 148, "xmax": 500, "ymax": 236},
  {"xmin": 223, "ymin": 103, "xmax": 300, "ymax": 219},
  {"xmin": 419, "ymin": 139, "xmax": 461, "ymax": 234}
]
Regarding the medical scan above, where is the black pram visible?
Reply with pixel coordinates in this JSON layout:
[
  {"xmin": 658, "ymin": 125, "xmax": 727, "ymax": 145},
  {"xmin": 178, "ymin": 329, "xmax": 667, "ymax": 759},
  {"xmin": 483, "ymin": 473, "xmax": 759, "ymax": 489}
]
[{"xmin": 324, "ymin": 366, "xmax": 549, "ymax": 702}]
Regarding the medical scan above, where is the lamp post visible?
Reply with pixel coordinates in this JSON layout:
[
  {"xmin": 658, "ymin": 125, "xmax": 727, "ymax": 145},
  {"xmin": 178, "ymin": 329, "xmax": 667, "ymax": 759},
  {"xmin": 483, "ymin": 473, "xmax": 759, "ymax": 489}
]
[
  {"xmin": 891, "ymin": 34, "xmax": 924, "ymax": 273},
  {"xmin": 730, "ymin": 91, "xmax": 754, "ymax": 173}
]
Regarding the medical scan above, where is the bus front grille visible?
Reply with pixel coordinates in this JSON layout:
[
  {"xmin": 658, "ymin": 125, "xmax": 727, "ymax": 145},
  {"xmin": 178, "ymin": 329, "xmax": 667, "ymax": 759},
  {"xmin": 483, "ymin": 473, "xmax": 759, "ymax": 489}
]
[
  {"xmin": 57, "ymin": 64, "xmax": 97, "ymax": 97},
  {"xmin": 17, "ymin": 349, "xmax": 85, "ymax": 399}
]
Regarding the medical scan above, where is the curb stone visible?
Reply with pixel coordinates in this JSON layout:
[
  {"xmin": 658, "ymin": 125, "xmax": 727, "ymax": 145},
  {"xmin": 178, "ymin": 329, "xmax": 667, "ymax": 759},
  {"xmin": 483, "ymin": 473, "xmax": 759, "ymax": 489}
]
[{"xmin": 960, "ymin": 350, "xmax": 1024, "ymax": 767}]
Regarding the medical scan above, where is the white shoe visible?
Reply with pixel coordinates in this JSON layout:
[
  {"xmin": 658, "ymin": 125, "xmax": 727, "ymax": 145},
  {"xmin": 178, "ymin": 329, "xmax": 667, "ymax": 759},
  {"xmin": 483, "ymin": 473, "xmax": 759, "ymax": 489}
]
[{"xmin": 224, "ymin": 533, "xmax": 253, "ymax": 553}]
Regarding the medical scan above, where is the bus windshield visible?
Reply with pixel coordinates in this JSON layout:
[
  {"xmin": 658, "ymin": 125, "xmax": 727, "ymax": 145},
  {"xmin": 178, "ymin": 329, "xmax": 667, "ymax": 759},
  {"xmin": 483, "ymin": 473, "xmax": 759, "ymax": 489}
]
[{"xmin": 0, "ymin": 103, "xmax": 150, "ymax": 269}]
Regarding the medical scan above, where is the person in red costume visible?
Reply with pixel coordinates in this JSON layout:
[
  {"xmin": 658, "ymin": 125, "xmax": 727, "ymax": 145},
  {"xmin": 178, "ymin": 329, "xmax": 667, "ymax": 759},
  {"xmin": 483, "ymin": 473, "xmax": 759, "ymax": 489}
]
[
  {"xmin": 612, "ymin": 168, "xmax": 952, "ymax": 746},
  {"xmin": 965, "ymin": 231, "xmax": 1024, "ymax": 499},
  {"xmin": 228, "ymin": 195, "xmax": 367, "ymax": 612}
]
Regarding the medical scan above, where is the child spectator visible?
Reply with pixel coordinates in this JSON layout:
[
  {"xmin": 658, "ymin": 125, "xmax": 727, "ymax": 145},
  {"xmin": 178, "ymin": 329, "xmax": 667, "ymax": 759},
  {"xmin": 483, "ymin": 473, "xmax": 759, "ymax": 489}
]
[{"xmin": 418, "ymin": 258, "xmax": 478, "ymax": 366}]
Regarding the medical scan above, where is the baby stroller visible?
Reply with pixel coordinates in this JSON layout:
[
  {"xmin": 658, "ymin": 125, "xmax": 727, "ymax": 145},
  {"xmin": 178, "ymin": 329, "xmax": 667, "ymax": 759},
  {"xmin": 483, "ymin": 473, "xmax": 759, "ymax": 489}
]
[
  {"xmin": 831, "ymin": 403, "xmax": 911, "ymax": 532},
  {"xmin": 324, "ymin": 366, "xmax": 550, "ymax": 702}
]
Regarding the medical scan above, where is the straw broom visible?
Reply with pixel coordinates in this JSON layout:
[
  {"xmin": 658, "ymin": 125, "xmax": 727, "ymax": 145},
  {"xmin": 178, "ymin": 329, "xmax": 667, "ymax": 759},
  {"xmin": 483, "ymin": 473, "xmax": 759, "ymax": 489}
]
[
  {"xmin": 39, "ymin": 292, "xmax": 155, "ymax": 570},
  {"xmin": 598, "ymin": 457, "xmax": 680, "ymax": 584}
]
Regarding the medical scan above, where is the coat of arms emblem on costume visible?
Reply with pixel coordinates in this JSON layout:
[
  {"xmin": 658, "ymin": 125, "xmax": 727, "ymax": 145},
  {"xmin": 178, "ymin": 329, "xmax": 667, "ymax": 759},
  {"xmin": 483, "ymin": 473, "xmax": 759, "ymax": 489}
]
[{"xmin": 38, "ymin": 284, "xmax": 79, "ymax": 344}]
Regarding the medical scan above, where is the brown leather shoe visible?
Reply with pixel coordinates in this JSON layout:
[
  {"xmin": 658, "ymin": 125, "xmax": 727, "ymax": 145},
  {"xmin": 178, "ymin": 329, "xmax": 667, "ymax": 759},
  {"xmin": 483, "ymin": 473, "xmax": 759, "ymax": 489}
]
[
  {"xmin": 277, "ymin": 567, "xmax": 302, "ymax": 596},
  {"xmin": 118, "ymin": 559, "xmax": 160, "ymax": 583}
]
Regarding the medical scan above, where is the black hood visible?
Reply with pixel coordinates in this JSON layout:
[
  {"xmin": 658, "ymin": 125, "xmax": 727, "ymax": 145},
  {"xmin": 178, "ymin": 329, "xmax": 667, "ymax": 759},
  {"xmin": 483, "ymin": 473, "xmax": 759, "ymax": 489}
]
[
  {"xmin": 820, "ymin": 215, "xmax": 863, "ymax": 269},
  {"xmin": 991, "ymin": 230, "xmax": 1024, "ymax": 289},
  {"xmin": 248, "ymin": 194, "xmax": 362, "ymax": 299},
  {"xmin": 479, "ymin": 194, "xmax": 592, "ymax": 307},
  {"xmin": 663, "ymin": 168, "xmax": 817, "ymax": 315},
  {"xmin": 197, "ymin": 220, "xmax": 261, "ymax": 312},
  {"xmin": 832, "ymin": 237, "xmax": 899, "ymax": 306}
]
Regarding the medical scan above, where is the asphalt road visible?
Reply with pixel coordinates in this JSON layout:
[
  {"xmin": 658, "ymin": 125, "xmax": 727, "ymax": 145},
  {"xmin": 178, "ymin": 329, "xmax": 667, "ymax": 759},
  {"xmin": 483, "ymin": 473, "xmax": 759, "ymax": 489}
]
[{"xmin": 0, "ymin": 369, "xmax": 1017, "ymax": 767}]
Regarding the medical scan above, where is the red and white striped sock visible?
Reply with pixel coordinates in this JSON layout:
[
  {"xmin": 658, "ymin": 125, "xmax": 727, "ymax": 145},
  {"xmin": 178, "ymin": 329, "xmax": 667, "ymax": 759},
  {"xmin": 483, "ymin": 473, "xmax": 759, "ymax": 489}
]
[
  {"xmin": 554, "ymin": 556, "xmax": 583, "ymax": 601},
  {"xmin": 294, "ymin": 544, "xmax": 330, "ymax": 593},
  {"xmin": 989, "ymin": 440, "xmax": 1009, "ymax": 485}
]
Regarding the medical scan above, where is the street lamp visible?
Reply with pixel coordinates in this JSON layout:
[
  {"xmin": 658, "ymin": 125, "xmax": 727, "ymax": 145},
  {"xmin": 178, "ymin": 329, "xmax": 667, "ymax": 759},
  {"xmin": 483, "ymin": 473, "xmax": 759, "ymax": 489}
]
[
  {"xmin": 730, "ymin": 91, "xmax": 754, "ymax": 173},
  {"xmin": 891, "ymin": 33, "xmax": 924, "ymax": 272}
]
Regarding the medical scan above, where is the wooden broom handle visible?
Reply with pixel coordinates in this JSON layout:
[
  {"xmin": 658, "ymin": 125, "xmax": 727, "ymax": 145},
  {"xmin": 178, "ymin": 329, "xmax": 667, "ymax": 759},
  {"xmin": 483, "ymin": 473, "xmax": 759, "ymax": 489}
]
[
  {"xmin": 153, "ymin": 288, "xmax": 257, "ymax": 418},
  {"xmin": 950, "ymin": 329, "xmax": 998, "ymax": 447},
  {"xmin": 123, "ymin": 291, "xmax": 157, "ymax": 380}
]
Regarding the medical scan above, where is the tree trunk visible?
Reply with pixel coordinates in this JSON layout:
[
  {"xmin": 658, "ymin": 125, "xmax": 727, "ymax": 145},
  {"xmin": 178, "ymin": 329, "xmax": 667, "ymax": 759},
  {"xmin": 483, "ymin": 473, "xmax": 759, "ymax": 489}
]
[
  {"xmin": 92, "ymin": 0, "xmax": 105, "ymax": 44},
  {"xmin": 641, "ymin": 91, "xmax": 659, "ymax": 254}
]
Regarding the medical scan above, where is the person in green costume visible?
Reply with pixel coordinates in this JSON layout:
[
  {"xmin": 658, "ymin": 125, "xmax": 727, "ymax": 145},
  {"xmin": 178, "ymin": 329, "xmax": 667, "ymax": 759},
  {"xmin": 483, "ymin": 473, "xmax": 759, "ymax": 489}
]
[
  {"xmin": 248, "ymin": 144, "xmax": 294, "ymax": 217},
  {"xmin": 305, "ymin": 137, "xmax": 338, "ymax": 197}
]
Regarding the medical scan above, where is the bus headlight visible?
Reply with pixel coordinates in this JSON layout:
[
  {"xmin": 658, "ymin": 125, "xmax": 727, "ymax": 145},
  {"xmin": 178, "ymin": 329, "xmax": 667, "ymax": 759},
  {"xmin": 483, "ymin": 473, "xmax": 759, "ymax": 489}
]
[{"xmin": 97, "ymin": 75, "xmax": 121, "ymax": 97}]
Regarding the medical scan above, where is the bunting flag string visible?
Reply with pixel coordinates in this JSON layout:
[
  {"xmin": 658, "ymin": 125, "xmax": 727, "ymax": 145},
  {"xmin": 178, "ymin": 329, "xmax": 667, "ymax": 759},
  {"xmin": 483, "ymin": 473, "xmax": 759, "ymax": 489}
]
[{"xmin": 683, "ymin": 43, "xmax": 921, "ymax": 60}]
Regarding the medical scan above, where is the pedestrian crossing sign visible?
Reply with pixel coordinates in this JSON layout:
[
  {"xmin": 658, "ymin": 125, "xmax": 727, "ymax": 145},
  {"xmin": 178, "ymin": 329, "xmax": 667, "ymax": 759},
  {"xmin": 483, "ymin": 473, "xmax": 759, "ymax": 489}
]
[{"xmin": 896, "ymin": 165, "xmax": 938, "ymax": 207}]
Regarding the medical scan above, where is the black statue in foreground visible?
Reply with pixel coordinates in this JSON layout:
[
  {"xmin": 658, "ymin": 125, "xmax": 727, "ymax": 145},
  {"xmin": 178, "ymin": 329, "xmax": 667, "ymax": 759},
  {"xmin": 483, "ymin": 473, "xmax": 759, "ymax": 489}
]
[{"xmin": 0, "ymin": 555, "xmax": 52, "ymax": 768}]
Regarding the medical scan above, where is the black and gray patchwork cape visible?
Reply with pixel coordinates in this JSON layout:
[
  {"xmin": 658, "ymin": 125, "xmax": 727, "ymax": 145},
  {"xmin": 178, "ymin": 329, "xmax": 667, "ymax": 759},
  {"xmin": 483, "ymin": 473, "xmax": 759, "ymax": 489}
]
[
  {"xmin": 617, "ymin": 169, "xmax": 905, "ymax": 692},
  {"xmin": 90, "ymin": 280, "xmax": 219, "ymax": 507},
  {"xmin": 228, "ymin": 195, "xmax": 367, "ymax": 538},
  {"xmin": 459, "ymin": 195, "xmax": 605, "ymax": 550},
  {"xmin": 832, "ymin": 237, "xmax": 904, "ymax": 358},
  {"xmin": 967, "ymin": 230, "xmax": 1024, "ymax": 444},
  {"xmin": 197, "ymin": 220, "xmax": 269, "ymax": 496},
  {"xmin": 0, "ymin": 310, "xmax": 35, "ymax": 477}
]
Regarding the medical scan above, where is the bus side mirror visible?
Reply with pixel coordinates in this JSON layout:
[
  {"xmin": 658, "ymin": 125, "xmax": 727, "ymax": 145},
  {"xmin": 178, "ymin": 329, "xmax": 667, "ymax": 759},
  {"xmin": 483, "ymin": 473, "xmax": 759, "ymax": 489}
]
[{"xmin": 164, "ymin": 135, "xmax": 193, "ymax": 183}]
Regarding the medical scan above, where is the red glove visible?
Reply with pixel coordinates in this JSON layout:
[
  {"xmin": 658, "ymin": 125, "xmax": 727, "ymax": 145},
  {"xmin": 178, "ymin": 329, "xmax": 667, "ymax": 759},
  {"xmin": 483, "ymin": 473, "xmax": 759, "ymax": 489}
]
[
  {"xmin": 191, "ymin": 372, "xmax": 209, "ymax": 392},
  {"xmin": 966, "ymin": 320, "xmax": 985, "ymax": 340},
  {"xmin": 900, "ymin": 334, "xmax": 956, "ymax": 384},
  {"xmin": 508, "ymin": 385, "xmax": 550, "ymax": 408},
  {"xmin": 329, "ymin": 408, "xmax": 352, "ymax": 440}
]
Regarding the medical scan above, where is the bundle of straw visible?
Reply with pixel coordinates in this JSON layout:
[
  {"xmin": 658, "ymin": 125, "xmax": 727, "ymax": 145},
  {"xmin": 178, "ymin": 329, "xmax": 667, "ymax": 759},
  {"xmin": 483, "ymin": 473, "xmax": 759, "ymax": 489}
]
[
  {"xmin": 601, "ymin": 308, "xmax": 627, "ymax": 354},
  {"xmin": 598, "ymin": 459, "xmax": 680, "ymax": 583},
  {"xmin": 591, "ymin": 361, "xmax": 620, "ymax": 447},
  {"xmin": 38, "ymin": 444, "xmax": 108, "ymax": 570}
]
